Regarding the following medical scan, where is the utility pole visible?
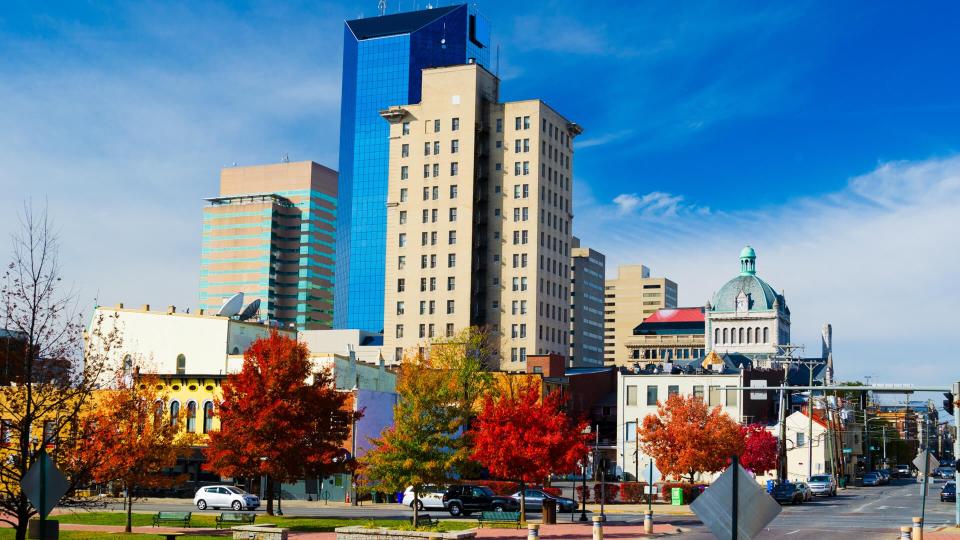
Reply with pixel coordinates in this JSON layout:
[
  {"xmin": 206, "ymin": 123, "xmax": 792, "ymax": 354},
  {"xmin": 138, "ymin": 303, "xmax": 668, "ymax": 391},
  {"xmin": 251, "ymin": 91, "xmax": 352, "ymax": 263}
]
[
  {"xmin": 953, "ymin": 381, "xmax": 959, "ymax": 528},
  {"xmin": 771, "ymin": 345, "xmax": 816, "ymax": 480}
]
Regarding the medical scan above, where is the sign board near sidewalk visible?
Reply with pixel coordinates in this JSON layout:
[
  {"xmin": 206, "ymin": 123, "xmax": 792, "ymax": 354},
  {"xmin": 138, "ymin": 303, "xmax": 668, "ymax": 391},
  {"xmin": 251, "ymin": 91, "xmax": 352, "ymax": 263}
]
[
  {"xmin": 21, "ymin": 450, "xmax": 69, "ymax": 518},
  {"xmin": 691, "ymin": 463, "xmax": 781, "ymax": 540},
  {"xmin": 913, "ymin": 453, "xmax": 939, "ymax": 474}
]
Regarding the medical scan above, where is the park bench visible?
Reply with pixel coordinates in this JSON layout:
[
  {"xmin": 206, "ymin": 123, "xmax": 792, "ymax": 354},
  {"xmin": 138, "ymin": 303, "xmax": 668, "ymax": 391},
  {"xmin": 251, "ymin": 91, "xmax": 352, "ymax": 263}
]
[
  {"xmin": 477, "ymin": 511, "xmax": 521, "ymax": 529},
  {"xmin": 409, "ymin": 514, "xmax": 439, "ymax": 527},
  {"xmin": 152, "ymin": 511, "xmax": 192, "ymax": 527},
  {"xmin": 216, "ymin": 512, "xmax": 257, "ymax": 529}
]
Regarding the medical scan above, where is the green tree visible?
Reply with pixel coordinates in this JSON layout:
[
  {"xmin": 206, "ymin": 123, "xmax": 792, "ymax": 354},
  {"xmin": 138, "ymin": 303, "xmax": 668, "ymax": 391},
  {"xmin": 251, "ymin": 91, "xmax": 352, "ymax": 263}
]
[{"xmin": 360, "ymin": 327, "xmax": 494, "ymax": 527}]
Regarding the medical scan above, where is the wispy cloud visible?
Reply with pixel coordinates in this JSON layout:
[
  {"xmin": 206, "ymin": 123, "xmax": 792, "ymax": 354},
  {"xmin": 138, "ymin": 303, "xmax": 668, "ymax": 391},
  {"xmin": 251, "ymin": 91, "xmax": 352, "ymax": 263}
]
[
  {"xmin": 610, "ymin": 192, "xmax": 708, "ymax": 218},
  {"xmin": 575, "ymin": 129, "xmax": 634, "ymax": 150},
  {"xmin": 574, "ymin": 155, "xmax": 960, "ymax": 384}
]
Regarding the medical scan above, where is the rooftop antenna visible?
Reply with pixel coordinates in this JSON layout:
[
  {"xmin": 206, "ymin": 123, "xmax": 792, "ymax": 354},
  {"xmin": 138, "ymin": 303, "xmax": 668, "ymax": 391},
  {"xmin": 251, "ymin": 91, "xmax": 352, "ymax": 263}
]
[
  {"xmin": 378, "ymin": 0, "xmax": 386, "ymax": 16},
  {"xmin": 282, "ymin": 153, "xmax": 289, "ymax": 163},
  {"xmin": 496, "ymin": 44, "xmax": 501, "ymax": 77}
]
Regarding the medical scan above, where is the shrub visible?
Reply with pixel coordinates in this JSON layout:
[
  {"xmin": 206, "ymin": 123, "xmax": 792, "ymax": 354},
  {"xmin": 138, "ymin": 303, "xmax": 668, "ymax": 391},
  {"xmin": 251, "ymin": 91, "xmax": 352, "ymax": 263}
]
[
  {"xmin": 477, "ymin": 481, "xmax": 519, "ymax": 496},
  {"xmin": 592, "ymin": 482, "xmax": 620, "ymax": 504},
  {"xmin": 541, "ymin": 486, "xmax": 562, "ymax": 497},
  {"xmin": 619, "ymin": 482, "xmax": 649, "ymax": 503}
]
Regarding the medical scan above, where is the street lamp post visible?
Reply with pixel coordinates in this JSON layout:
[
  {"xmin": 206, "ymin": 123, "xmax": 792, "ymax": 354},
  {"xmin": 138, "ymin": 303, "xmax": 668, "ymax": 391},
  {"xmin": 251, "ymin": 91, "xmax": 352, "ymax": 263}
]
[{"xmin": 579, "ymin": 458, "xmax": 588, "ymax": 522}]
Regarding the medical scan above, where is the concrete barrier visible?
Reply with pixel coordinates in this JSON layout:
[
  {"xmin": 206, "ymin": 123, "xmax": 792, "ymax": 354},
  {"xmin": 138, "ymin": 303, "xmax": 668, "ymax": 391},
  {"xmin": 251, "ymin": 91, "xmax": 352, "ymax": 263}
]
[
  {"xmin": 233, "ymin": 524, "xmax": 289, "ymax": 540},
  {"xmin": 335, "ymin": 526, "xmax": 476, "ymax": 540}
]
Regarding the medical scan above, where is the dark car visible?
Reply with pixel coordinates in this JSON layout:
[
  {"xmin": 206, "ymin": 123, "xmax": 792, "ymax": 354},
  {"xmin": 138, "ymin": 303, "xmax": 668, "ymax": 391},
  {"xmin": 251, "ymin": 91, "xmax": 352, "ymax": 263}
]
[
  {"xmin": 862, "ymin": 472, "xmax": 882, "ymax": 486},
  {"xmin": 771, "ymin": 483, "xmax": 803, "ymax": 505},
  {"xmin": 877, "ymin": 469, "xmax": 891, "ymax": 484},
  {"xmin": 942, "ymin": 481, "xmax": 956, "ymax": 503},
  {"xmin": 509, "ymin": 489, "xmax": 577, "ymax": 512},
  {"xmin": 442, "ymin": 485, "xmax": 519, "ymax": 517},
  {"xmin": 935, "ymin": 467, "xmax": 956, "ymax": 479}
]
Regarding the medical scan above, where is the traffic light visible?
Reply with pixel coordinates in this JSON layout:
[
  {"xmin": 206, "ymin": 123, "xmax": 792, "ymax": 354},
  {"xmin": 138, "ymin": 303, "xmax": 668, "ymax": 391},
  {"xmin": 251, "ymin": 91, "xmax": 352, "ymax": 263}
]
[{"xmin": 944, "ymin": 392, "xmax": 955, "ymax": 416}]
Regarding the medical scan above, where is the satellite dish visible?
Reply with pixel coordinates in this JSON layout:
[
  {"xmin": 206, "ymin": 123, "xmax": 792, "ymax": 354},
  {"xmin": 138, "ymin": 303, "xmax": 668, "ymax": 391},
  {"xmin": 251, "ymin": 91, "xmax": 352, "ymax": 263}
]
[
  {"xmin": 216, "ymin": 292, "xmax": 244, "ymax": 317},
  {"xmin": 237, "ymin": 299, "xmax": 261, "ymax": 321}
]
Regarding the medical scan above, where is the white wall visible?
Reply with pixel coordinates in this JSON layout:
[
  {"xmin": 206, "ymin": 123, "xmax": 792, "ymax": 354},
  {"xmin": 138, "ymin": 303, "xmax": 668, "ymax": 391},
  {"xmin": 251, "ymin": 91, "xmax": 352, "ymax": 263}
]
[
  {"xmin": 299, "ymin": 329, "xmax": 391, "ymax": 365},
  {"xmin": 90, "ymin": 307, "xmax": 290, "ymax": 376},
  {"xmin": 616, "ymin": 370, "xmax": 743, "ymax": 481}
]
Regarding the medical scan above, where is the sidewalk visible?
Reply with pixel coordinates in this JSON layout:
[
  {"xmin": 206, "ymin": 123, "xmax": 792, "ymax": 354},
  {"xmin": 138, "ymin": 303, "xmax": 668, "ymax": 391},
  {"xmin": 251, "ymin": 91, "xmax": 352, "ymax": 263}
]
[{"xmin": 47, "ymin": 520, "xmax": 683, "ymax": 539}]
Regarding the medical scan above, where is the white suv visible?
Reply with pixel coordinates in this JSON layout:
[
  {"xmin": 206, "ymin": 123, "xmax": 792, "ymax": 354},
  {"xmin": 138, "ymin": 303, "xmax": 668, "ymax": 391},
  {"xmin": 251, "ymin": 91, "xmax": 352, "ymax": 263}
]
[{"xmin": 194, "ymin": 485, "xmax": 260, "ymax": 511}]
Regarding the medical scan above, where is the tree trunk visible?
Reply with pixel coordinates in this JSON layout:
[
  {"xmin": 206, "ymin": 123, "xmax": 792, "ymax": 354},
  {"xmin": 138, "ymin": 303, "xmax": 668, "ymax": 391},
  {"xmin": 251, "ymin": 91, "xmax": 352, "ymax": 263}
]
[
  {"xmin": 126, "ymin": 485, "xmax": 134, "ymax": 533},
  {"xmin": 413, "ymin": 492, "xmax": 420, "ymax": 528},
  {"xmin": 266, "ymin": 476, "xmax": 275, "ymax": 516},
  {"xmin": 519, "ymin": 480, "xmax": 526, "ymax": 523}
]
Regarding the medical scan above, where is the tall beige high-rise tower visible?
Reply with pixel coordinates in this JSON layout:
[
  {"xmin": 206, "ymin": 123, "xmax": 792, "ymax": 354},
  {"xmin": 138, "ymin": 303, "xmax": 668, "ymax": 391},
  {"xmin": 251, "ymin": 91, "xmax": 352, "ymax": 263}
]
[
  {"xmin": 603, "ymin": 265, "xmax": 677, "ymax": 364},
  {"xmin": 381, "ymin": 63, "xmax": 579, "ymax": 370}
]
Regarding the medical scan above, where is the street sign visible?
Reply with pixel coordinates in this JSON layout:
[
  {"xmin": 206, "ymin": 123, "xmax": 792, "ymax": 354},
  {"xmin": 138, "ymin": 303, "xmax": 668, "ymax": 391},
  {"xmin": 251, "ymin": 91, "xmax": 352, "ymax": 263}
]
[
  {"xmin": 913, "ymin": 453, "xmax": 939, "ymax": 475},
  {"xmin": 691, "ymin": 463, "xmax": 781, "ymax": 540},
  {"xmin": 20, "ymin": 451, "xmax": 69, "ymax": 518}
]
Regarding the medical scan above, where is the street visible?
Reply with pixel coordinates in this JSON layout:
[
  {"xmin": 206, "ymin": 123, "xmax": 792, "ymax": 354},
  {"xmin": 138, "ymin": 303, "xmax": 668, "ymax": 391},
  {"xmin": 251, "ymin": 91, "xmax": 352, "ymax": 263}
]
[
  {"xmin": 664, "ymin": 478, "xmax": 957, "ymax": 539},
  {"xmin": 95, "ymin": 478, "xmax": 957, "ymax": 538}
]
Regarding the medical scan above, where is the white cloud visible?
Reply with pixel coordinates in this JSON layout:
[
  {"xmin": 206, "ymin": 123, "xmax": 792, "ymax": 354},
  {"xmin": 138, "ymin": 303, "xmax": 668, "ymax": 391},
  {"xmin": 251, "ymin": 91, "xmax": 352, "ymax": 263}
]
[
  {"xmin": 608, "ymin": 191, "xmax": 708, "ymax": 218},
  {"xmin": 574, "ymin": 156, "xmax": 960, "ymax": 385}
]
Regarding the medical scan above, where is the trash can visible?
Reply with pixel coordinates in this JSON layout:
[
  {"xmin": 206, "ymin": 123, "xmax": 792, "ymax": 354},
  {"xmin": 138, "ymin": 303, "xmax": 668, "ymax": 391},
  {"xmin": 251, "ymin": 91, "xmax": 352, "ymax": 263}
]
[
  {"xmin": 542, "ymin": 499, "xmax": 557, "ymax": 524},
  {"xmin": 671, "ymin": 487, "xmax": 684, "ymax": 505},
  {"xmin": 838, "ymin": 476, "xmax": 847, "ymax": 489}
]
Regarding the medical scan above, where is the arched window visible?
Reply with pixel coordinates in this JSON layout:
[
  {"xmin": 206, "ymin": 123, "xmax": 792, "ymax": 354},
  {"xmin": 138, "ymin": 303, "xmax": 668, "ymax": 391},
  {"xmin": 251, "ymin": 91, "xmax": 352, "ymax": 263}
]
[
  {"xmin": 176, "ymin": 354, "xmax": 186, "ymax": 375},
  {"xmin": 731, "ymin": 328, "xmax": 737, "ymax": 344},
  {"xmin": 722, "ymin": 328, "xmax": 728, "ymax": 344},
  {"xmin": 231, "ymin": 347, "xmax": 240, "ymax": 355},
  {"xmin": 203, "ymin": 402, "xmax": 214, "ymax": 434},
  {"xmin": 739, "ymin": 328, "xmax": 744, "ymax": 343},
  {"xmin": 154, "ymin": 400, "xmax": 164, "ymax": 424},
  {"xmin": 715, "ymin": 328, "xmax": 720, "ymax": 345},
  {"xmin": 186, "ymin": 401, "xmax": 197, "ymax": 433},
  {"xmin": 170, "ymin": 401, "xmax": 180, "ymax": 427},
  {"xmin": 746, "ymin": 328, "xmax": 753, "ymax": 343},
  {"xmin": 763, "ymin": 327, "xmax": 769, "ymax": 343},
  {"xmin": 756, "ymin": 327, "xmax": 762, "ymax": 343}
]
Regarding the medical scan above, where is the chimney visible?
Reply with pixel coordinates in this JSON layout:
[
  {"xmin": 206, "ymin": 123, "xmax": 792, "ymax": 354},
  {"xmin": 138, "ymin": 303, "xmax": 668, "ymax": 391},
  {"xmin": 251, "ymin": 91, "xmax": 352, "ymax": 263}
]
[
  {"xmin": 199, "ymin": 308, "xmax": 205, "ymax": 315},
  {"xmin": 116, "ymin": 302, "xmax": 124, "ymax": 309},
  {"xmin": 142, "ymin": 304, "xmax": 150, "ymax": 311},
  {"xmin": 167, "ymin": 305, "xmax": 176, "ymax": 314}
]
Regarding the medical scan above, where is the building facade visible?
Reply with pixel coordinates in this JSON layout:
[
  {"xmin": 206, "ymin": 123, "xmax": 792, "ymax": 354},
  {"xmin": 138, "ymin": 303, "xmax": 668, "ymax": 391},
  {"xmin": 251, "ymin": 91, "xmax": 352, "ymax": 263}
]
[
  {"xmin": 569, "ymin": 237, "xmax": 605, "ymax": 367},
  {"xmin": 603, "ymin": 265, "xmax": 677, "ymax": 365},
  {"xmin": 335, "ymin": 4, "xmax": 492, "ymax": 332},
  {"xmin": 380, "ymin": 63, "xmax": 579, "ymax": 370},
  {"xmin": 622, "ymin": 307, "xmax": 706, "ymax": 366},
  {"xmin": 615, "ymin": 358, "xmax": 782, "ymax": 481},
  {"xmin": 200, "ymin": 161, "xmax": 337, "ymax": 330},
  {"xmin": 705, "ymin": 246, "xmax": 790, "ymax": 358},
  {"xmin": 90, "ymin": 304, "xmax": 295, "ymax": 376}
]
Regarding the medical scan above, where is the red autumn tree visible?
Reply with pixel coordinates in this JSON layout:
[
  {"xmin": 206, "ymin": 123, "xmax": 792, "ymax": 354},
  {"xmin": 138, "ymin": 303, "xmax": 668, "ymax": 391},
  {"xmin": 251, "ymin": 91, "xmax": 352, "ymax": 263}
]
[
  {"xmin": 740, "ymin": 424, "xmax": 778, "ymax": 475},
  {"xmin": 204, "ymin": 332, "xmax": 361, "ymax": 515},
  {"xmin": 76, "ymin": 371, "xmax": 194, "ymax": 532},
  {"xmin": 469, "ymin": 379, "xmax": 589, "ymax": 521},
  {"xmin": 638, "ymin": 394, "xmax": 743, "ymax": 483}
]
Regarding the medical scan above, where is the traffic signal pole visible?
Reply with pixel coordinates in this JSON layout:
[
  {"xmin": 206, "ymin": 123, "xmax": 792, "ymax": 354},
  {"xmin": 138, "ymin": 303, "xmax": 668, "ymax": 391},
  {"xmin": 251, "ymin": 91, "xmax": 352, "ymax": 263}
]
[{"xmin": 953, "ymin": 381, "xmax": 959, "ymax": 528}]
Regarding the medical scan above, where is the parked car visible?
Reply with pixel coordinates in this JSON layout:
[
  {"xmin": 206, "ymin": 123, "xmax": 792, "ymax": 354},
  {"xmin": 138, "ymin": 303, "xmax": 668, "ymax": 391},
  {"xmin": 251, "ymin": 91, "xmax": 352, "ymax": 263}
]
[
  {"xmin": 862, "ymin": 472, "xmax": 882, "ymax": 486},
  {"xmin": 794, "ymin": 482, "xmax": 813, "ymax": 502},
  {"xmin": 941, "ymin": 481, "xmax": 956, "ymax": 503},
  {"xmin": 935, "ymin": 467, "xmax": 956, "ymax": 479},
  {"xmin": 771, "ymin": 483, "xmax": 804, "ymax": 505},
  {"xmin": 402, "ymin": 486, "xmax": 447, "ymax": 511},
  {"xmin": 807, "ymin": 475, "xmax": 837, "ymax": 497},
  {"xmin": 193, "ymin": 485, "xmax": 260, "ymax": 511},
  {"xmin": 894, "ymin": 464, "xmax": 913, "ymax": 478},
  {"xmin": 442, "ymin": 485, "xmax": 519, "ymax": 517},
  {"xmin": 509, "ymin": 489, "xmax": 577, "ymax": 513},
  {"xmin": 877, "ymin": 469, "xmax": 891, "ymax": 484}
]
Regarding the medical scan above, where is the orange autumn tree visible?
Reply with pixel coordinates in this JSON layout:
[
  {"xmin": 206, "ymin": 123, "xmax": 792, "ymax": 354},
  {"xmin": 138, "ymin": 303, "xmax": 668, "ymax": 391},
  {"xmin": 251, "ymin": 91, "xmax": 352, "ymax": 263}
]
[
  {"xmin": 77, "ymin": 370, "xmax": 194, "ymax": 533},
  {"xmin": 638, "ymin": 394, "xmax": 743, "ymax": 483},
  {"xmin": 469, "ymin": 379, "xmax": 589, "ymax": 521},
  {"xmin": 204, "ymin": 332, "xmax": 360, "ymax": 516}
]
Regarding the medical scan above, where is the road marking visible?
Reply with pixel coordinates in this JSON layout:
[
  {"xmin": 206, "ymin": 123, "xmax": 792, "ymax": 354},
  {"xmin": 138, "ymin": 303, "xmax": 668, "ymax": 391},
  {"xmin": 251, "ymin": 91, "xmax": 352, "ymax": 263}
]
[{"xmin": 785, "ymin": 530, "xmax": 802, "ymax": 535}]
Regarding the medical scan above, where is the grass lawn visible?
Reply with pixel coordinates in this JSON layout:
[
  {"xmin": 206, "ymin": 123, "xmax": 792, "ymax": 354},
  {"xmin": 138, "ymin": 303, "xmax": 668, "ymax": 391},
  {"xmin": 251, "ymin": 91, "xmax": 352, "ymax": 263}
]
[{"xmin": 51, "ymin": 512, "xmax": 476, "ymax": 533}]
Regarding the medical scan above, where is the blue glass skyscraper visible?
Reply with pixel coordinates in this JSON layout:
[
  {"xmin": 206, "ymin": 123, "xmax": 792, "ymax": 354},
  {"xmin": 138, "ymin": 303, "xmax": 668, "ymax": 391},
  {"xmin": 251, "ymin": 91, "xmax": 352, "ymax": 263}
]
[{"xmin": 334, "ymin": 4, "xmax": 491, "ymax": 331}]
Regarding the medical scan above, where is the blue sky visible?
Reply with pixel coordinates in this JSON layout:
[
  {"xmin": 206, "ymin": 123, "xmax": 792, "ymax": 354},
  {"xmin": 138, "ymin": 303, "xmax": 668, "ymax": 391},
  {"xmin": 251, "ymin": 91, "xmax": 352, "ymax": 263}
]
[{"xmin": 3, "ymin": 1, "xmax": 959, "ymax": 387}]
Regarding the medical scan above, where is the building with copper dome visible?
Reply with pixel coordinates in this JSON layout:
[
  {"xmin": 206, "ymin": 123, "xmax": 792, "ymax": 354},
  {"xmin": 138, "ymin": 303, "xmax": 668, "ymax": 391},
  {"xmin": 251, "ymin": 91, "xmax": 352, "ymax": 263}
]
[{"xmin": 705, "ymin": 246, "xmax": 791, "ymax": 361}]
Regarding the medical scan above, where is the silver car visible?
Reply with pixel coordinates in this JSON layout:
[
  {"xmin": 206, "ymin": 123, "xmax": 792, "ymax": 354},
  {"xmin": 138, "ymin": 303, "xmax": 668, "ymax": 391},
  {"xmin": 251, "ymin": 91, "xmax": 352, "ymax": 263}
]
[{"xmin": 807, "ymin": 475, "xmax": 837, "ymax": 497}]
